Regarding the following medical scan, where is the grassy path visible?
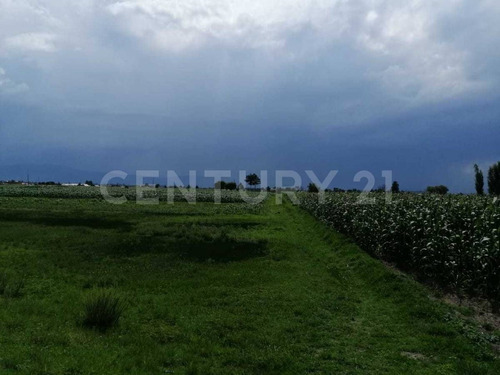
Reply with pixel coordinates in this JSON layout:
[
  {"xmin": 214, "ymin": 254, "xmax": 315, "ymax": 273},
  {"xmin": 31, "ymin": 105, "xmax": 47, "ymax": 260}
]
[
  {"xmin": 0, "ymin": 196, "xmax": 498, "ymax": 374},
  {"xmin": 259, "ymin": 198, "xmax": 499, "ymax": 374}
]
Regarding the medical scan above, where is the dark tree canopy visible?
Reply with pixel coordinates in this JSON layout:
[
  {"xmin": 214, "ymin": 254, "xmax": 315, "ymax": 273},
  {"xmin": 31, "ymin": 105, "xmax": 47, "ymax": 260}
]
[
  {"xmin": 245, "ymin": 173, "xmax": 261, "ymax": 188},
  {"xmin": 308, "ymin": 183, "xmax": 319, "ymax": 193},
  {"xmin": 214, "ymin": 180, "xmax": 226, "ymax": 189},
  {"xmin": 426, "ymin": 185, "xmax": 449, "ymax": 195},
  {"xmin": 488, "ymin": 161, "xmax": 500, "ymax": 195},
  {"xmin": 474, "ymin": 164, "xmax": 484, "ymax": 195},
  {"xmin": 225, "ymin": 182, "xmax": 237, "ymax": 190},
  {"xmin": 214, "ymin": 181, "xmax": 237, "ymax": 190},
  {"xmin": 391, "ymin": 181, "xmax": 400, "ymax": 193}
]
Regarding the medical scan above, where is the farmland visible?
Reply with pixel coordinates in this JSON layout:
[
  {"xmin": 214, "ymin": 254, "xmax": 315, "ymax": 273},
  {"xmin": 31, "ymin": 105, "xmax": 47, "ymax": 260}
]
[
  {"xmin": 0, "ymin": 188, "xmax": 499, "ymax": 374},
  {"xmin": 0, "ymin": 185, "xmax": 261, "ymax": 203},
  {"xmin": 298, "ymin": 192, "xmax": 500, "ymax": 307}
]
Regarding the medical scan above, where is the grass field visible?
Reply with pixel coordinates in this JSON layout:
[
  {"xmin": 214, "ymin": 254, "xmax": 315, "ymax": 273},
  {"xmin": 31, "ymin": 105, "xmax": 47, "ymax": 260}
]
[{"xmin": 0, "ymin": 195, "xmax": 499, "ymax": 374}]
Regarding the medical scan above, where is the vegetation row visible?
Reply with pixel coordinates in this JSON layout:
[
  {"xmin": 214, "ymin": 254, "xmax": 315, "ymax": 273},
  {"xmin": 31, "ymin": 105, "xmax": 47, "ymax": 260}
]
[{"xmin": 299, "ymin": 192, "xmax": 500, "ymax": 308}]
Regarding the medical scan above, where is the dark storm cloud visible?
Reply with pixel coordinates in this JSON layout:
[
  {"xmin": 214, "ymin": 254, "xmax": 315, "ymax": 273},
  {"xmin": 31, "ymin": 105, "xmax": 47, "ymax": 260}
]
[{"xmin": 1, "ymin": 1, "xmax": 499, "ymax": 192}]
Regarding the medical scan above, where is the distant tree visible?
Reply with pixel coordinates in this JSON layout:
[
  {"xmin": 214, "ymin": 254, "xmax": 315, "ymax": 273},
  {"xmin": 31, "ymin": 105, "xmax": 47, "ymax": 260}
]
[
  {"xmin": 155, "ymin": 183, "xmax": 160, "ymax": 189},
  {"xmin": 245, "ymin": 173, "xmax": 261, "ymax": 189},
  {"xmin": 266, "ymin": 186, "xmax": 271, "ymax": 192},
  {"xmin": 473, "ymin": 164, "xmax": 484, "ymax": 195},
  {"xmin": 85, "ymin": 180, "xmax": 94, "ymax": 186},
  {"xmin": 41, "ymin": 181, "xmax": 60, "ymax": 186},
  {"xmin": 308, "ymin": 183, "xmax": 319, "ymax": 193},
  {"xmin": 225, "ymin": 182, "xmax": 237, "ymax": 190},
  {"xmin": 488, "ymin": 161, "xmax": 500, "ymax": 195},
  {"xmin": 391, "ymin": 181, "xmax": 400, "ymax": 193},
  {"xmin": 426, "ymin": 185, "xmax": 449, "ymax": 195},
  {"xmin": 215, "ymin": 181, "xmax": 226, "ymax": 189}
]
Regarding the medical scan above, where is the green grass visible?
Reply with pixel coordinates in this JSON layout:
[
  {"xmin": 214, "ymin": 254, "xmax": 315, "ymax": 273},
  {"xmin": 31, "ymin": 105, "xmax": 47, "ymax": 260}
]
[
  {"xmin": 0, "ymin": 196, "xmax": 498, "ymax": 374},
  {"xmin": 82, "ymin": 290, "xmax": 124, "ymax": 332}
]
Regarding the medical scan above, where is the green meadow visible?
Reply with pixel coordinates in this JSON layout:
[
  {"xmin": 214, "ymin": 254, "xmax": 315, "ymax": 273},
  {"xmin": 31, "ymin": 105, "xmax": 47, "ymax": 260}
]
[{"xmin": 0, "ymin": 194, "xmax": 498, "ymax": 374}]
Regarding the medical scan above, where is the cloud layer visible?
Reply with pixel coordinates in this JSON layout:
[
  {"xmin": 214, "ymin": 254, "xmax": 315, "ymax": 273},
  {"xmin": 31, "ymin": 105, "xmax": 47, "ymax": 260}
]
[
  {"xmin": 1, "ymin": 0, "xmax": 499, "ymax": 191},
  {"xmin": 2, "ymin": 1, "xmax": 498, "ymax": 108}
]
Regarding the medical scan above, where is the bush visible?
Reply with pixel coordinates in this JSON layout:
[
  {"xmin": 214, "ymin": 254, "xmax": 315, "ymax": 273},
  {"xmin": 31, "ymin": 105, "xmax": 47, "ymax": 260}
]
[{"xmin": 83, "ymin": 291, "xmax": 124, "ymax": 331}]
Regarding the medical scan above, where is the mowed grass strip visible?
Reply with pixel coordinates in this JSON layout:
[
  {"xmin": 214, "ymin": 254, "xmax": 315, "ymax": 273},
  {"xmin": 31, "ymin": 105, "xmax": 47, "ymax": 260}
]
[{"xmin": 0, "ymin": 196, "xmax": 498, "ymax": 374}]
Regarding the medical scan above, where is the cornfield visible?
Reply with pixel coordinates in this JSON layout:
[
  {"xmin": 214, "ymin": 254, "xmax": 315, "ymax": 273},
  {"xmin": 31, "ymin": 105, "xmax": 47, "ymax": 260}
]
[
  {"xmin": 298, "ymin": 192, "xmax": 500, "ymax": 306},
  {"xmin": 0, "ymin": 185, "xmax": 260, "ymax": 203}
]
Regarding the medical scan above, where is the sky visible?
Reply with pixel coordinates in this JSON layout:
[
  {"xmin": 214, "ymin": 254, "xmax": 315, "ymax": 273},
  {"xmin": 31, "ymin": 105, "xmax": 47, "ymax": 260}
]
[{"xmin": 0, "ymin": 0, "xmax": 499, "ymax": 191}]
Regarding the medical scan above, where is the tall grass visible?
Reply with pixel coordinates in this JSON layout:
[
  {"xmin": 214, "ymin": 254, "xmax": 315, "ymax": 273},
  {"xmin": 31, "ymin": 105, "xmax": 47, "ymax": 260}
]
[{"xmin": 83, "ymin": 290, "xmax": 124, "ymax": 331}]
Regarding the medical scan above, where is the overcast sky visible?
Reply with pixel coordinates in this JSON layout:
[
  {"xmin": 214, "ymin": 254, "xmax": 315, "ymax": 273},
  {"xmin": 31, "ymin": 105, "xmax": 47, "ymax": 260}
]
[{"xmin": 1, "ymin": 0, "xmax": 499, "ymax": 191}]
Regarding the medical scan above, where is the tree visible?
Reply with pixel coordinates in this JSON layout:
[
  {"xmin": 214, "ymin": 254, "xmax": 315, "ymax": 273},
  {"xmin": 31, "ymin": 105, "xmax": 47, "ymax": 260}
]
[
  {"xmin": 391, "ymin": 181, "xmax": 400, "ymax": 193},
  {"xmin": 214, "ymin": 181, "xmax": 226, "ymax": 189},
  {"xmin": 245, "ymin": 173, "xmax": 261, "ymax": 189},
  {"xmin": 473, "ymin": 164, "xmax": 484, "ymax": 195},
  {"xmin": 225, "ymin": 182, "xmax": 237, "ymax": 190},
  {"xmin": 308, "ymin": 183, "xmax": 319, "ymax": 193},
  {"xmin": 488, "ymin": 161, "xmax": 500, "ymax": 195},
  {"xmin": 426, "ymin": 185, "xmax": 448, "ymax": 195},
  {"xmin": 85, "ymin": 180, "xmax": 94, "ymax": 186}
]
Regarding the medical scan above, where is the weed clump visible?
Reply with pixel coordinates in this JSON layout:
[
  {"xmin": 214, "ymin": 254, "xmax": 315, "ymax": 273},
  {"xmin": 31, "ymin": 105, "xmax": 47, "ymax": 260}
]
[{"xmin": 82, "ymin": 290, "xmax": 124, "ymax": 331}]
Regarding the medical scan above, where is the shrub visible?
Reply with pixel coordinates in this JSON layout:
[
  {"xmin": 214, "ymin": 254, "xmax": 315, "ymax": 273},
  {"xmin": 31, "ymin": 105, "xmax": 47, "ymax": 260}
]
[{"xmin": 83, "ymin": 291, "xmax": 124, "ymax": 331}]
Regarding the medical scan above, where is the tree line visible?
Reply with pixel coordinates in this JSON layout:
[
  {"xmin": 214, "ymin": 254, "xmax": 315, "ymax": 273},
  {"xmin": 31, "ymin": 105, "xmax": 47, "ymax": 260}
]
[
  {"xmin": 216, "ymin": 164, "xmax": 500, "ymax": 195},
  {"xmin": 474, "ymin": 161, "xmax": 500, "ymax": 195}
]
